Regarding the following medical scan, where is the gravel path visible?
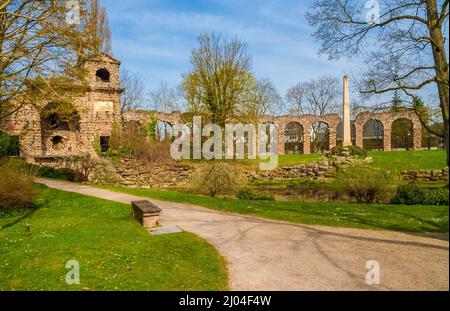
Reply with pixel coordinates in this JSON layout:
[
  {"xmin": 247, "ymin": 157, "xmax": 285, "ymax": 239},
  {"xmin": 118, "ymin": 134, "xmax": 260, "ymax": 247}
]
[{"xmin": 37, "ymin": 178, "xmax": 449, "ymax": 291}]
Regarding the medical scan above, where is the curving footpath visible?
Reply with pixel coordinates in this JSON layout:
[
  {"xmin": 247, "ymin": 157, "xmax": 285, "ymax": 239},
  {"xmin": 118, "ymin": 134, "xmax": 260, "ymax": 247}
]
[{"xmin": 36, "ymin": 178, "xmax": 449, "ymax": 291}]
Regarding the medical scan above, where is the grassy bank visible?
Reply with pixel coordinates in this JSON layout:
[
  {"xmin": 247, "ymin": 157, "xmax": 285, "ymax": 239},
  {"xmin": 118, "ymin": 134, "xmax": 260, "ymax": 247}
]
[
  {"xmin": 0, "ymin": 185, "xmax": 228, "ymax": 291},
  {"xmin": 96, "ymin": 185, "xmax": 449, "ymax": 233}
]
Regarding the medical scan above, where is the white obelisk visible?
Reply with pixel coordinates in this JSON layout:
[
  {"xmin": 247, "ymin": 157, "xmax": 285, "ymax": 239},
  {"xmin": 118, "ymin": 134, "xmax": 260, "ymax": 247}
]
[{"xmin": 342, "ymin": 75, "xmax": 352, "ymax": 148}]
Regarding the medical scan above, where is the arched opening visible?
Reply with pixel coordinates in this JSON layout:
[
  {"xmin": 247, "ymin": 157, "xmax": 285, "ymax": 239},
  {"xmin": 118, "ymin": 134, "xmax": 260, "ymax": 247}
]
[
  {"xmin": 51, "ymin": 136, "xmax": 65, "ymax": 150},
  {"xmin": 391, "ymin": 118, "xmax": 413, "ymax": 150},
  {"xmin": 336, "ymin": 122, "xmax": 356, "ymax": 146},
  {"xmin": 262, "ymin": 122, "xmax": 276, "ymax": 154},
  {"xmin": 156, "ymin": 121, "xmax": 173, "ymax": 142},
  {"xmin": 310, "ymin": 121, "xmax": 329, "ymax": 153},
  {"xmin": 41, "ymin": 102, "xmax": 80, "ymax": 132},
  {"xmin": 284, "ymin": 122, "xmax": 304, "ymax": 154},
  {"xmin": 363, "ymin": 119, "xmax": 384, "ymax": 150},
  {"xmin": 95, "ymin": 68, "xmax": 110, "ymax": 82}
]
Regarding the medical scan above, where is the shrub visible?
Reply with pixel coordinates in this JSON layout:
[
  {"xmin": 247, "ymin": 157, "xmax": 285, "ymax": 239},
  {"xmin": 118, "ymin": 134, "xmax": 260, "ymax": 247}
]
[
  {"xmin": 329, "ymin": 145, "xmax": 344, "ymax": 155},
  {"xmin": 334, "ymin": 165, "xmax": 392, "ymax": 203},
  {"xmin": 391, "ymin": 184, "xmax": 449, "ymax": 206},
  {"xmin": 423, "ymin": 188, "xmax": 449, "ymax": 206},
  {"xmin": 60, "ymin": 155, "xmax": 101, "ymax": 182},
  {"xmin": 109, "ymin": 122, "xmax": 172, "ymax": 164},
  {"xmin": 348, "ymin": 145, "xmax": 368, "ymax": 158},
  {"xmin": 391, "ymin": 184, "xmax": 425, "ymax": 205},
  {"xmin": 0, "ymin": 159, "xmax": 37, "ymax": 211},
  {"xmin": 196, "ymin": 162, "xmax": 238, "ymax": 197},
  {"xmin": 0, "ymin": 131, "xmax": 20, "ymax": 157},
  {"xmin": 236, "ymin": 189, "xmax": 275, "ymax": 201}
]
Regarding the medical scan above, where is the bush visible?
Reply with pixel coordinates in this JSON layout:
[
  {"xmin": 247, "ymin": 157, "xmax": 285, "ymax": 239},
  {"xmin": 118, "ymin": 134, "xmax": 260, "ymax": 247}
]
[
  {"xmin": 196, "ymin": 162, "xmax": 238, "ymax": 197},
  {"xmin": 329, "ymin": 145, "xmax": 345, "ymax": 155},
  {"xmin": 391, "ymin": 184, "xmax": 449, "ymax": 206},
  {"xmin": 0, "ymin": 159, "xmax": 37, "ymax": 211},
  {"xmin": 334, "ymin": 165, "xmax": 392, "ymax": 203},
  {"xmin": 348, "ymin": 145, "xmax": 368, "ymax": 158},
  {"xmin": 109, "ymin": 122, "xmax": 172, "ymax": 164},
  {"xmin": 423, "ymin": 188, "xmax": 449, "ymax": 206},
  {"xmin": 236, "ymin": 189, "xmax": 275, "ymax": 201},
  {"xmin": 391, "ymin": 184, "xmax": 425, "ymax": 205},
  {"xmin": 0, "ymin": 132, "xmax": 20, "ymax": 157}
]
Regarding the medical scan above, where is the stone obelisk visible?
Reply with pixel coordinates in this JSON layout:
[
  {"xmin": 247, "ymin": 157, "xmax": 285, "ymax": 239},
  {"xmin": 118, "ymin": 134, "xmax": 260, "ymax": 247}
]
[{"xmin": 342, "ymin": 75, "xmax": 352, "ymax": 148}]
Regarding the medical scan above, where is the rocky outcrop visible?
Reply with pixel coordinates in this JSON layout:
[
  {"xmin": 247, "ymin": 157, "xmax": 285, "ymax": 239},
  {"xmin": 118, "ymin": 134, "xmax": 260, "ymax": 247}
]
[{"xmin": 401, "ymin": 167, "xmax": 449, "ymax": 182}]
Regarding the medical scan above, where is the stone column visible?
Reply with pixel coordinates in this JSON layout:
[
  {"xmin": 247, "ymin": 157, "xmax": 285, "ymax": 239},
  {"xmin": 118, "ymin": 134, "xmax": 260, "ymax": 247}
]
[
  {"xmin": 413, "ymin": 125, "xmax": 422, "ymax": 151},
  {"xmin": 354, "ymin": 124, "xmax": 364, "ymax": 148},
  {"xmin": 303, "ymin": 131, "xmax": 311, "ymax": 154},
  {"xmin": 278, "ymin": 122, "xmax": 285, "ymax": 155},
  {"xmin": 342, "ymin": 75, "xmax": 352, "ymax": 148},
  {"xmin": 328, "ymin": 127, "xmax": 337, "ymax": 150},
  {"xmin": 383, "ymin": 124, "xmax": 392, "ymax": 151}
]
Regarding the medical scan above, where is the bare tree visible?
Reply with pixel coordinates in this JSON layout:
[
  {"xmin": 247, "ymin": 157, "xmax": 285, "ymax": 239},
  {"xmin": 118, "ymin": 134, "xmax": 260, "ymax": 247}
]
[
  {"xmin": 84, "ymin": 0, "xmax": 112, "ymax": 55},
  {"xmin": 149, "ymin": 82, "xmax": 182, "ymax": 113},
  {"xmin": 120, "ymin": 68, "xmax": 145, "ymax": 111},
  {"xmin": 306, "ymin": 0, "xmax": 449, "ymax": 164},
  {"xmin": 182, "ymin": 33, "xmax": 253, "ymax": 126},
  {"xmin": 238, "ymin": 78, "xmax": 283, "ymax": 122},
  {"xmin": 286, "ymin": 82, "xmax": 306, "ymax": 116},
  {"xmin": 0, "ymin": 0, "xmax": 91, "ymax": 127},
  {"xmin": 286, "ymin": 76, "xmax": 340, "ymax": 116}
]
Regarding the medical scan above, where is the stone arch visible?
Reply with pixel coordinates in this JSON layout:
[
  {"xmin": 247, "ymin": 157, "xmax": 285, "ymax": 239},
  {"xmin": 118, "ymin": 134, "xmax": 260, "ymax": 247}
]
[
  {"xmin": 336, "ymin": 122, "xmax": 356, "ymax": 146},
  {"xmin": 95, "ymin": 68, "xmax": 110, "ymax": 82},
  {"xmin": 363, "ymin": 119, "xmax": 384, "ymax": 150},
  {"xmin": 284, "ymin": 121, "xmax": 304, "ymax": 154},
  {"xmin": 310, "ymin": 121, "xmax": 330, "ymax": 153},
  {"xmin": 391, "ymin": 118, "xmax": 414, "ymax": 150},
  {"xmin": 156, "ymin": 120, "xmax": 173, "ymax": 142},
  {"xmin": 41, "ymin": 102, "xmax": 80, "ymax": 132}
]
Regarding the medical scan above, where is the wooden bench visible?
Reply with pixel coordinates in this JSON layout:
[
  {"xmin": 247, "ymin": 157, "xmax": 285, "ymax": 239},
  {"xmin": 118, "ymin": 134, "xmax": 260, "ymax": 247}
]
[{"xmin": 131, "ymin": 201, "xmax": 162, "ymax": 228}]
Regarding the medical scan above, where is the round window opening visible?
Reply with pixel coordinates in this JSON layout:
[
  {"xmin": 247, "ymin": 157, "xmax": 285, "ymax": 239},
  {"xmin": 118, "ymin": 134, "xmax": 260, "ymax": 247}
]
[
  {"xmin": 95, "ymin": 68, "xmax": 110, "ymax": 82},
  {"xmin": 51, "ymin": 136, "xmax": 64, "ymax": 150}
]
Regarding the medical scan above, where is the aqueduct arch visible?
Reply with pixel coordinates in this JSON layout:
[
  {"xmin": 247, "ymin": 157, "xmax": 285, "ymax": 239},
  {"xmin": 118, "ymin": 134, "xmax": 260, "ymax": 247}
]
[{"xmin": 354, "ymin": 110, "xmax": 421, "ymax": 151}]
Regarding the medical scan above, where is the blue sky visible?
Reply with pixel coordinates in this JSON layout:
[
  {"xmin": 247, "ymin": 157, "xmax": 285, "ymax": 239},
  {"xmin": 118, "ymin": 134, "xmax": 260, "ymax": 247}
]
[{"xmin": 101, "ymin": 0, "xmax": 356, "ymax": 99}]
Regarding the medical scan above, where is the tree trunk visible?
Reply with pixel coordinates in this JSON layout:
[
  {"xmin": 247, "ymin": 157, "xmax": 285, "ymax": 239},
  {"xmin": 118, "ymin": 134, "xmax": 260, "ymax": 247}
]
[{"xmin": 427, "ymin": 0, "xmax": 450, "ymax": 166}]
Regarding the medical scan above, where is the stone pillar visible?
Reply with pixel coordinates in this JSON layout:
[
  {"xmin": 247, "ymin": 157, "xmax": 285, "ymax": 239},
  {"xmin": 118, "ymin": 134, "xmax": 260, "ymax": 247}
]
[
  {"xmin": 355, "ymin": 124, "xmax": 364, "ymax": 148},
  {"xmin": 328, "ymin": 127, "xmax": 337, "ymax": 150},
  {"xmin": 342, "ymin": 75, "xmax": 352, "ymax": 148},
  {"xmin": 413, "ymin": 125, "xmax": 422, "ymax": 151},
  {"xmin": 303, "ymin": 132, "xmax": 311, "ymax": 154},
  {"xmin": 278, "ymin": 122, "xmax": 285, "ymax": 155},
  {"xmin": 383, "ymin": 124, "xmax": 392, "ymax": 151}
]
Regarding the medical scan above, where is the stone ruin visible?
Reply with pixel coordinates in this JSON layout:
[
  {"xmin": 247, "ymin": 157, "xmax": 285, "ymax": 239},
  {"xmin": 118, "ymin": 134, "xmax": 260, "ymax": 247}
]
[{"xmin": 2, "ymin": 54, "xmax": 423, "ymax": 165}]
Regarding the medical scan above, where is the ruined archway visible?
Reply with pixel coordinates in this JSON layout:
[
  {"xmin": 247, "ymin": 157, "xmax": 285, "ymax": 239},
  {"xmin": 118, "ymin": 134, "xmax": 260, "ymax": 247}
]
[
  {"xmin": 336, "ymin": 122, "xmax": 356, "ymax": 146},
  {"xmin": 391, "ymin": 118, "xmax": 413, "ymax": 150},
  {"xmin": 41, "ymin": 102, "xmax": 80, "ymax": 132},
  {"xmin": 284, "ymin": 122, "xmax": 304, "ymax": 154},
  {"xmin": 310, "ymin": 121, "xmax": 329, "ymax": 153},
  {"xmin": 96, "ymin": 68, "xmax": 110, "ymax": 82},
  {"xmin": 363, "ymin": 119, "xmax": 384, "ymax": 150},
  {"xmin": 156, "ymin": 120, "xmax": 173, "ymax": 142}
]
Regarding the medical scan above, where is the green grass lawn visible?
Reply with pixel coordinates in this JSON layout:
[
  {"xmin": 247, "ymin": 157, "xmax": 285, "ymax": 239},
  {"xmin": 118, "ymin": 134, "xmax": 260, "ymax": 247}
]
[
  {"xmin": 276, "ymin": 150, "xmax": 446, "ymax": 172},
  {"xmin": 368, "ymin": 150, "xmax": 447, "ymax": 173},
  {"xmin": 183, "ymin": 150, "xmax": 446, "ymax": 172},
  {"xmin": 0, "ymin": 185, "xmax": 228, "ymax": 291},
  {"xmin": 96, "ymin": 185, "xmax": 449, "ymax": 233}
]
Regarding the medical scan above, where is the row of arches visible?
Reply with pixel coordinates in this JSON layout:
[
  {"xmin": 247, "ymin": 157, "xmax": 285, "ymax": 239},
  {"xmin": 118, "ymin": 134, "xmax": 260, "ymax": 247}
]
[{"xmin": 282, "ymin": 118, "xmax": 417, "ymax": 154}]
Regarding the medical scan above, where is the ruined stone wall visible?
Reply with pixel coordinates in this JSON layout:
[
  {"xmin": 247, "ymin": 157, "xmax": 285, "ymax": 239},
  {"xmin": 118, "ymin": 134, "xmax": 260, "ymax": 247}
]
[
  {"xmin": 354, "ymin": 110, "xmax": 422, "ymax": 151},
  {"xmin": 2, "ymin": 53, "xmax": 122, "ymax": 163}
]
